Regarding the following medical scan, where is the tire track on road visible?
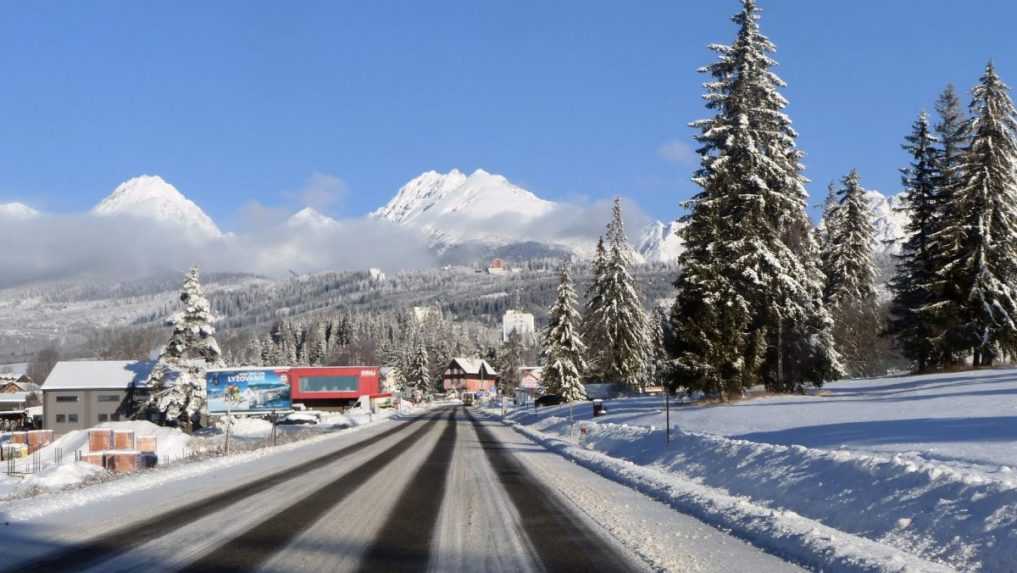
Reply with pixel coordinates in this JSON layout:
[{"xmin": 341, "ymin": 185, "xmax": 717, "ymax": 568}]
[
  {"xmin": 1, "ymin": 413, "xmax": 426, "ymax": 573},
  {"xmin": 464, "ymin": 409, "xmax": 640, "ymax": 573},
  {"xmin": 355, "ymin": 408, "xmax": 458, "ymax": 572},
  {"xmin": 179, "ymin": 409, "xmax": 452, "ymax": 573}
]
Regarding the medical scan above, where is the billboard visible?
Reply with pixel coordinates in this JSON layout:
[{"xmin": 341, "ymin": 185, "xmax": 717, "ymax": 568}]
[{"xmin": 206, "ymin": 369, "xmax": 291, "ymax": 414}]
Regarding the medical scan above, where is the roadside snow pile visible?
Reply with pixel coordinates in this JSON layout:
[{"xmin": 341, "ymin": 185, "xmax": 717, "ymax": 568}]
[
  {"xmin": 512, "ymin": 420, "xmax": 953, "ymax": 573},
  {"xmin": 227, "ymin": 417, "xmax": 274, "ymax": 438},
  {"xmin": 502, "ymin": 369, "xmax": 1017, "ymax": 572}
]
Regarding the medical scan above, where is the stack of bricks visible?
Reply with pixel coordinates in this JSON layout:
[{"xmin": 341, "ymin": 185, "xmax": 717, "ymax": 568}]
[
  {"xmin": 27, "ymin": 430, "xmax": 54, "ymax": 453},
  {"xmin": 81, "ymin": 428, "xmax": 157, "ymax": 474},
  {"xmin": 6, "ymin": 430, "xmax": 53, "ymax": 454}
]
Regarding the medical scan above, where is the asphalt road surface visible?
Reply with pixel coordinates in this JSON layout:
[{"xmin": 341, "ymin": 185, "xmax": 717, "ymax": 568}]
[{"xmin": 2, "ymin": 407, "xmax": 804, "ymax": 572}]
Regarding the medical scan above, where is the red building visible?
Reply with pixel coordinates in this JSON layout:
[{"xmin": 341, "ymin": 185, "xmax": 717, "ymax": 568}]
[
  {"xmin": 287, "ymin": 366, "xmax": 388, "ymax": 409},
  {"xmin": 442, "ymin": 358, "xmax": 500, "ymax": 395}
]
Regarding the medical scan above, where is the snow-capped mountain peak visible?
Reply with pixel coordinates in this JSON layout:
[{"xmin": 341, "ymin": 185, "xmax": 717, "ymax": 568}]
[
  {"xmin": 92, "ymin": 175, "xmax": 222, "ymax": 240},
  {"xmin": 371, "ymin": 168, "xmax": 554, "ymax": 245},
  {"xmin": 288, "ymin": 207, "xmax": 338, "ymax": 229},
  {"xmin": 0, "ymin": 202, "xmax": 41, "ymax": 220}
]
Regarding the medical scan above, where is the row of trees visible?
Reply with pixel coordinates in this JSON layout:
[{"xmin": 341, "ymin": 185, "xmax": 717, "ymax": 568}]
[
  {"xmin": 888, "ymin": 67, "xmax": 1017, "ymax": 371},
  {"xmin": 541, "ymin": 199, "xmax": 669, "ymax": 401}
]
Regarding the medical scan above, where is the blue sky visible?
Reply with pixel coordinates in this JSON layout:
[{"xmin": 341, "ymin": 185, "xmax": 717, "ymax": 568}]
[{"xmin": 1, "ymin": 1, "xmax": 1014, "ymax": 227}]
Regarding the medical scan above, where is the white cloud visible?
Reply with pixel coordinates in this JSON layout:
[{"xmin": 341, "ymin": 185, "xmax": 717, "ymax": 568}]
[
  {"xmin": 286, "ymin": 172, "xmax": 349, "ymax": 212},
  {"xmin": 657, "ymin": 139, "xmax": 697, "ymax": 166},
  {"xmin": 0, "ymin": 208, "xmax": 434, "ymax": 288}
]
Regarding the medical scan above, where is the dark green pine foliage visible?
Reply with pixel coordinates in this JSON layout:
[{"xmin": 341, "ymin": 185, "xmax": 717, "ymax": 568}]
[
  {"xmin": 927, "ymin": 84, "xmax": 973, "ymax": 366},
  {"xmin": 888, "ymin": 113, "xmax": 941, "ymax": 371},
  {"xmin": 670, "ymin": 0, "xmax": 840, "ymax": 397},
  {"xmin": 939, "ymin": 64, "xmax": 1017, "ymax": 365},
  {"xmin": 582, "ymin": 236, "xmax": 609, "ymax": 379}
]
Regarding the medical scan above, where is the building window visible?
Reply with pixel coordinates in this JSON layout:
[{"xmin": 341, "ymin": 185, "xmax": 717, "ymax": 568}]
[
  {"xmin": 299, "ymin": 376, "xmax": 359, "ymax": 393},
  {"xmin": 68, "ymin": 414, "xmax": 78, "ymax": 423},
  {"xmin": 98, "ymin": 395, "xmax": 121, "ymax": 402},
  {"xmin": 55, "ymin": 396, "xmax": 78, "ymax": 403},
  {"xmin": 56, "ymin": 414, "xmax": 66, "ymax": 423},
  {"xmin": 111, "ymin": 414, "xmax": 120, "ymax": 421},
  {"xmin": 98, "ymin": 414, "xmax": 109, "ymax": 422}
]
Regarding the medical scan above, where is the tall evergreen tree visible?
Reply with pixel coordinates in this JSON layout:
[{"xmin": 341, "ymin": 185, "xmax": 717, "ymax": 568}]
[
  {"xmin": 588, "ymin": 199, "xmax": 649, "ymax": 390},
  {"xmin": 927, "ymin": 84, "xmax": 973, "ymax": 366},
  {"xmin": 141, "ymin": 267, "xmax": 224, "ymax": 429},
  {"xmin": 822, "ymin": 170, "xmax": 880, "ymax": 375},
  {"xmin": 407, "ymin": 342, "xmax": 431, "ymax": 396},
  {"xmin": 582, "ymin": 236, "xmax": 609, "ymax": 378},
  {"xmin": 939, "ymin": 63, "xmax": 1017, "ymax": 365},
  {"xmin": 542, "ymin": 262, "xmax": 588, "ymax": 402},
  {"xmin": 671, "ymin": 0, "xmax": 840, "ymax": 396},
  {"xmin": 888, "ymin": 113, "xmax": 941, "ymax": 370}
]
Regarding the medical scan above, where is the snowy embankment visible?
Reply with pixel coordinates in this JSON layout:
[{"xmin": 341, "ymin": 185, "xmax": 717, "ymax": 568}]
[{"xmin": 498, "ymin": 370, "xmax": 1017, "ymax": 572}]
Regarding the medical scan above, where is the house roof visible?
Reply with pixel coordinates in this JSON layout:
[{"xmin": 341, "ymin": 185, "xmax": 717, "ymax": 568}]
[
  {"xmin": 448, "ymin": 358, "xmax": 499, "ymax": 377},
  {"xmin": 42, "ymin": 361, "xmax": 155, "ymax": 391},
  {"xmin": 1, "ymin": 381, "xmax": 40, "ymax": 393}
]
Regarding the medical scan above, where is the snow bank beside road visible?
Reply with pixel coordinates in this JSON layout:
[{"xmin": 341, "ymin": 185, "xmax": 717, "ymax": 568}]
[
  {"xmin": 506, "ymin": 413, "xmax": 1014, "ymax": 572},
  {"xmin": 509, "ymin": 418, "xmax": 952, "ymax": 573}
]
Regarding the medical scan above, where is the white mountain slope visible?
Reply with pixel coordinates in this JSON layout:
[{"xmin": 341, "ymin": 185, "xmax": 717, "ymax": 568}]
[
  {"xmin": 371, "ymin": 169, "xmax": 555, "ymax": 246},
  {"xmin": 865, "ymin": 190, "xmax": 908, "ymax": 255},
  {"xmin": 0, "ymin": 202, "xmax": 40, "ymax": 220},
  {"xmin": 92, "ymin": 175, "xmax": 222, "ymax": 240},
  {"xmin": 637, "ymin": 220, "xmax": 685, "ymax": 264}
]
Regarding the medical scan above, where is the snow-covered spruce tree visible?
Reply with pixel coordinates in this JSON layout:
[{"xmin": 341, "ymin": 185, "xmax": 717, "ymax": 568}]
[
  {"xmin": 582, "ymin": 236, "xmax": 610, "ymax": 379},
  {"xmin": 888, "ymin": 113, "xmax": 942, "ymax": 371},
  {"xmin": 141, "ymin": 267, "xmax": 224, "ymax": 429},
  {"xmin": 671, "ymin": 0, "xmax": 840, "ymax": 396},
  {"xmin": 939, "ymin": 63, "xmax": 1017, "ymax": 366},
  {"xmin": 585, "ymin": 199, "xmax": 650, "ymax": 390},
  {"xmin": 822, "ymin": 170, "xmax": 880, "ymax": 376},
  {"xmin": 407, "ymin": 342, "xmax": 431, "ymax": 397},
  {"xmin": 927, "ymin": 84, "xmax": 973, "ymax": 366},
  {"xmin": 645, "ymin": 307, "xmax": 671, "ymax": 390},
  {"xmin": 823, "ymin": 170, "xmax": 877, "ymax": 305},
  {"xmin": 542, "ymin": 262, "xmax": 588, "ymax": 402}
]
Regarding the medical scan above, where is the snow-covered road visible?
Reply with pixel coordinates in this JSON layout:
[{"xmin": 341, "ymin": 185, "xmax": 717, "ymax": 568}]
[{"xmin": 0, "ymin": 407, "xmax": 803, "ymax": 572}]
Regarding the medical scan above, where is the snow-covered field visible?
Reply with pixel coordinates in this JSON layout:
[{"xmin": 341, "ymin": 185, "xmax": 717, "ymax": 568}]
[{"xmin": 494, "ymin": 369, "xmax": 1017, "ymax": 572}]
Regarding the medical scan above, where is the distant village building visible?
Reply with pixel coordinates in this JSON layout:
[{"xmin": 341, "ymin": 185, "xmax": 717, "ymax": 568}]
[
  {"xmin": 42, "ymin": 361, "xmax": 154, "ymax": 434},
  {"xmin": 502, "ymin": 310, "xmax": 536, "ymax": 342},
  {"xmin": 368, "ymin": 268, "xmax": 386, "ymax": 282},
  {"xmin": 487, "ymin": 258, "xmax": 508, "ymax": 275},
  {"xmin": 442, "ymin": 358, "xmax": 499, "ymax": 395}
]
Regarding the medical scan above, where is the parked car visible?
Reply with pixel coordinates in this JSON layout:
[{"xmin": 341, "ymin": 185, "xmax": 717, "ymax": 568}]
[{"xmin": 534, "ymin": 394, "xmax": 563, "ymax": 407}]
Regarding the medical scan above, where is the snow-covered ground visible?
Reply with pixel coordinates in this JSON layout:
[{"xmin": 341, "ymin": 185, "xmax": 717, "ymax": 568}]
[
  {"xmin": 492, "ymin": 369, "xmax": 1017, "ymax": 572},
  {"xmin": 0, "ymin": 406, "xmax": 406, "ymax": 502}
]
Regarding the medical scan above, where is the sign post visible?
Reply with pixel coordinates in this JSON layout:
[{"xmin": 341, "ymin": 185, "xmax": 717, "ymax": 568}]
[{"xmin": 665, "ymin": 387, "xmax": 671, "ymax": 445}]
